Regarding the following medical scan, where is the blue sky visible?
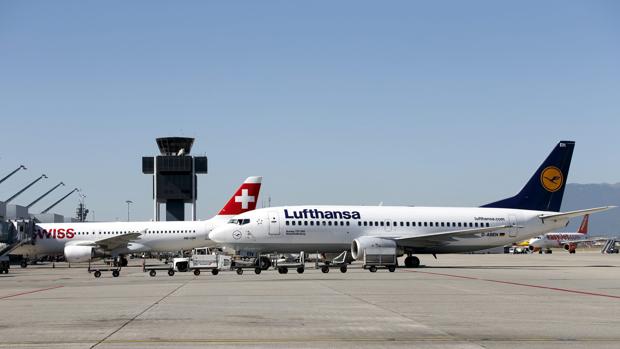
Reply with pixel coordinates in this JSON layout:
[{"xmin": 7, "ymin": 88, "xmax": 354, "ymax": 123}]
[{"xmin": 0, "ymin": 1, "xmax": 619, "ymax": 221}]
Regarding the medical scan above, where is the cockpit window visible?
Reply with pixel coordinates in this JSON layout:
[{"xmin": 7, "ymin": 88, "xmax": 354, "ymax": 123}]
[{"xmin": 229, "ymin": 218, "xmax": 251, "ymax": 225}]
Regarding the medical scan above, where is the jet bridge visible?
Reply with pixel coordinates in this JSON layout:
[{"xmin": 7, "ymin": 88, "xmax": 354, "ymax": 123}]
[{"xmin": 0, "ymin": 220, "xmax": 37, "ymax": 272}]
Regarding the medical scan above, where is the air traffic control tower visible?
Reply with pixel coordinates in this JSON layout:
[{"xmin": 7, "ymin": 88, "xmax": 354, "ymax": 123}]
[{"xmin": 142, "ymin": 137, "xmax": 207, "ymax": 221}]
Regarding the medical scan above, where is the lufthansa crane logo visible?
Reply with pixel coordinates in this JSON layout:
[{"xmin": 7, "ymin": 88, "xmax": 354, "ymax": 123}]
[
  {"xmin": 540, "ymin": 166, "xmax": 563, "ymax": 192},
  {"xmin": 232, "ymin": 230, "xmax": 242, "ymax": 240}
]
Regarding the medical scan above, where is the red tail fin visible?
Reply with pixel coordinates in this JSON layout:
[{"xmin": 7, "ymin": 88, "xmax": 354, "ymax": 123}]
[
  {"xmin": 577, "ymin": 214, "xmax": 589, "ymax": 234},
  {"xmin": 217, "ymin": 176, "xmax": 262, "ymax": 215}
]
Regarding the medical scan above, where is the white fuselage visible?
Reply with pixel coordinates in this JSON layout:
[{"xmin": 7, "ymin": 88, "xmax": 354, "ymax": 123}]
[
  {"xmin": 11, "ymin": 217, "xmax": 228, "ymax": 258},
  {"xmin": 209, "ymin": 206, "xmax": 569, "ymax": 254},
  {"xmin": 527, "ymin": 232, "xmax": 587, "ymax": 250}
]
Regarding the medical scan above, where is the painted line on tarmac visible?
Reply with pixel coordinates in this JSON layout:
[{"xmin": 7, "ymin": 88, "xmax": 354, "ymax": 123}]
[
  {"xmin": 406, "ymin": 270, "xmax": 620, "ymax": 299},
  {"xmin": 0, "ymin": 285, "xmax": 63, "ymax": 300},
  {"xmin": 90, "ymin": 279, "xmax": 193, "ymax": 349},
  {"xmin": 2, "ymin": 337, "xmax": 620, "ymax": 346}
]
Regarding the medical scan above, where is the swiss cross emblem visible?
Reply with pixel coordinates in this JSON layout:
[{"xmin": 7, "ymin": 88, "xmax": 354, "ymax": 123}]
[{"xmin": 235, "ymin": 189, "xmax": 255, "ymax": 209}]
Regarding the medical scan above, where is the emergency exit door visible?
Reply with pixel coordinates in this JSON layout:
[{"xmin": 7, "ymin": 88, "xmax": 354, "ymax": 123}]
[{"xmin": 508, "ymin": 215, "xmax": 518, "ymax": 237}]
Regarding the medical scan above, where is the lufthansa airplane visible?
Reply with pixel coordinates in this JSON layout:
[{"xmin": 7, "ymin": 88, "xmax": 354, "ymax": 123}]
[
  {"xmin": 209, "ymin": 142, "xmax": 613, "ymax": 268},
  {"xmin": 12, "ymin": 176, "xmax": 262, "ymax": 267}
]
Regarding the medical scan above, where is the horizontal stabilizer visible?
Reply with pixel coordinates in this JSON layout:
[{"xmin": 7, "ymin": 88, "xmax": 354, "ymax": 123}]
[{"xmin": 538, "ymin": 206, "xmax": 616, "ymax": 222}]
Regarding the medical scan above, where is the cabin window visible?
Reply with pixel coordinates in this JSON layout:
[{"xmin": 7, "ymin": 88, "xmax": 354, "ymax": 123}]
[
  {"xmin": 380, "ymin": 221, "xmax": 384, "ymax": 227},
  {"xmin": 346, "ymin": 221, "xmax": 350, "ymax": 226},
  {"xmin": 286, "ymin": 221, "xmax": 290, "ymax": 226},
  {"xmin": 424, "ymin": 222, "xmax": 428, "ymax": 227},
  {"xmin": 304, "ymin": 221, "xmax": 308, "ymax": 226},
  {"xmin": 328, "ymin": 221, "xmax": 332, "ymax": 226},
  {"xmin": 486, "ymin": 223, "xmax": 490, "ymax": 227},
  {"xmin": 469, "ymin": 223, "xmax": 473, "ymax": 227}
]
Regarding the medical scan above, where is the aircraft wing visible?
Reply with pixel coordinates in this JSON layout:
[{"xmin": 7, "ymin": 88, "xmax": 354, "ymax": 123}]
[
  {"xmin": 394, "ymin": 224, "xmax": 513, "ymax": 247},
  {"xmin": 70, "ymin": 232, "xmax": 143, "ymax": 251},
  {"xmin": 539, "ymin": 206, "xmax": 615, "ymax": 222}
]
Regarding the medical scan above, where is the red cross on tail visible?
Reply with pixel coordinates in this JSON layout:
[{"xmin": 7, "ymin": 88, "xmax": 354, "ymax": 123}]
[{"xmin": 218, "ymin": 176, "xmax": 262, "ymax": 215}]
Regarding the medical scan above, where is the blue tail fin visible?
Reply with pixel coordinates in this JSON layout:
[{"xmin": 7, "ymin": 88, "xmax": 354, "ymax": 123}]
[{"xmin": 482, "ymin": 141, "xmax": 575, "ymax": 212}]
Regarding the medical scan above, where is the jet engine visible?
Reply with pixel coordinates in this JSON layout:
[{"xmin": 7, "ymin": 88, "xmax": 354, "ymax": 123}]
[
  {"xmin": 351, "ymin": 236, "xmax": 401, "ymax": 260},
  {"xmin": 563, "ymin": 243, "xmax": 577, "ymax": 254},
  {"xmin": 64, "ymin": 245, "xmax": 104, "ymax": 263}
]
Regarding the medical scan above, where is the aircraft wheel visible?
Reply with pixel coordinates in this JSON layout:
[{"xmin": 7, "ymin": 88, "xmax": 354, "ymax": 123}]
[
  {"xmin": 254, "ymin": 267, "xmax": 262, "ymax": 275},
  {"xmin": 340, "ymin": 266, "xmax": 347, "ymax": 273},
  {"xmin": 193, "ymin": 269, "xmax": 201, "ymax": 276},
  {"xmin": 211, "ymin": 269, "xmax": 219, "ymax": 275},
  {"xmin": 94, "ymin": 270, "xmax": 102, "ymax": 278},
  {"xmin": 321, "ymin": 266, "xmax": 329, "ymax": 273},
  {"xmin": 297, "ymin": 267, "xmax": 304, "ymax": 274},
  {"xmin": 388, "ymin": 265, "xmax": 396, "ymax": 272},
  {"xmin": 236, "ymin": 268, "xmax": 243, "ymax": 275},
  {"xmin": 404, "ymin": 256, "xmax": 420, "ymax": 268},
  {"xmin": 20, "ymin": 260, "xmax": 27, "ymax": 268},
  {"xmin": 259, "ymin": 256, "xmax": 271, "ymax": 270},
  {"xmin": 149, "ymin": 270, "xmax": 156, "ymax": 277},
  {"xmin": 112, "ymin": 270, "xmax": 120, "ymax": 277},
  {"xmin": 168, "ymin": 269, "xmax": 175, "ymax": 276}
]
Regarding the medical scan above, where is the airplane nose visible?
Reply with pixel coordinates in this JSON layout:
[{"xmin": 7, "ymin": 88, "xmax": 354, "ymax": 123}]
[{"xmin": 209, "ymin": 226, "xmax": 231, "ymax": 242}]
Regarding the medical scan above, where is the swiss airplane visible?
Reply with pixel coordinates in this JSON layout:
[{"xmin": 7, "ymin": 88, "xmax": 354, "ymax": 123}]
[
  {"xmin": 12, "ymin": 176, "xmax": 262, "ymax": 267},
  {"xmin": 527, "ymin": 214, "xmax": 599, "ymax": 253},
  {"xmin": 209, "ymin": 141, "xmax": 614, "ymax": 268}
]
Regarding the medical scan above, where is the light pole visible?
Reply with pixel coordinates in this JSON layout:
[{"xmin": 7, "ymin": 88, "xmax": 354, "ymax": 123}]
[{"xmin": 126, "ymin": 200, "xmax": 133, "ymax": 221}]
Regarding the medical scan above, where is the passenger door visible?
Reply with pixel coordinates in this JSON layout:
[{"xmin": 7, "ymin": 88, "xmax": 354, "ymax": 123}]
[{"xmin": 268, "ymin": 211, "xmax": 280, "ymax": 235}]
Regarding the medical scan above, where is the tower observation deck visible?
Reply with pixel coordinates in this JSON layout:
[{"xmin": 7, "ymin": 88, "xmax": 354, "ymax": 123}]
[{"xmin": 142, "ymin": 137, "xmax": 208, "ymax": 221}]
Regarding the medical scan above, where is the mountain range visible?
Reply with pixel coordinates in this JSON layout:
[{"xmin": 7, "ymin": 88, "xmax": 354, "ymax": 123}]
[{"xmin": 562, "ymin": 183, "xmax": 620, "ymax": 236}]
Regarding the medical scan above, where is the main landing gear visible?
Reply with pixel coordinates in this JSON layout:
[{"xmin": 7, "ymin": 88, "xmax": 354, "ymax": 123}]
[
  {"xmin": 404, "ymin": 255, "xmax": 420, "ymax": 268},
  {"xmin": 113, "ymin": 256, "xmax": 129, "ymax": 267}
]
